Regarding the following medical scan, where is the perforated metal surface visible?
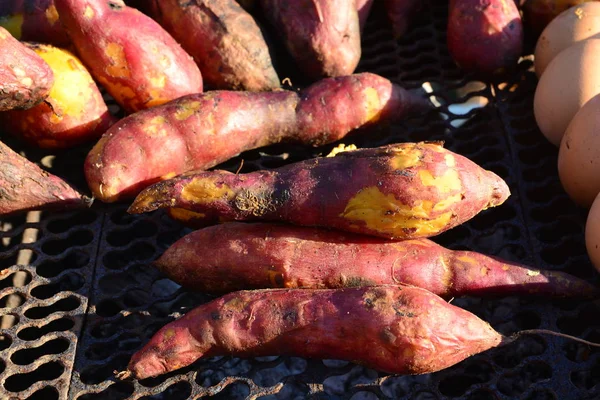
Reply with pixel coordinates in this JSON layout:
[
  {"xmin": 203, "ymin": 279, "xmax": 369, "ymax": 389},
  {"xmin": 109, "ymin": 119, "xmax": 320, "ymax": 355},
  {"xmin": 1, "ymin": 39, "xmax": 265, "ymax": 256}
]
[{"xmin": 1, "ymin": 1, "xmax": 599, "ymax": 399}]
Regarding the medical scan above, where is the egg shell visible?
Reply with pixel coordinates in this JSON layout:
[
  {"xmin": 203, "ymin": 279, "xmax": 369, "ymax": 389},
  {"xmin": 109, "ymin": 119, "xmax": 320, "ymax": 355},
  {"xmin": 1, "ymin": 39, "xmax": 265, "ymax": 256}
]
[
  {"xmin": 585, "ymin": 191, "xmax": 600, "ymax": 273},
  {"xmin": 534, "ymin": 39, "xmax": 600, "ymax": 147},
  {"xmin": 559, "ymin": 93, "xmax": 600, "ymax": 207},
  {"xmin": 535, "ymin": 2, "xmax": 600, "ymax": 78}
]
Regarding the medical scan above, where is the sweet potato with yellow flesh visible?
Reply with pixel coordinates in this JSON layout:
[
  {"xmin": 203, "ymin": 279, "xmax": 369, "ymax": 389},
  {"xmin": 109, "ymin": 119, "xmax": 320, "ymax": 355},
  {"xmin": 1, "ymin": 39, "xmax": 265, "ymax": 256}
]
[
  {"xmin": 142, "ymin": 0, "xmax": 280, "ymax": 91},
  {"xmin": 0, "ymin": 0, "xmax": 70, "ymax": 46},
  {"xmin": 85, "ymin": 72, "xmax": 430, "ymax": 202},
  {"xmin": 0, "ymin": 27, "xmax": 53, "ymax": 111},
  {"xmin": 0, "ymin": 44, "xmax": 115, "ymax": 149},
  {"xmin": 155, "ymin": 222, "xmax": 599, "ymax": 298},
  {"xmin": 129, "ymin": 142, "xmax": 510, "ymax": 240},
  {"xmin": 0, "ymin": 140, "xmax": 89, "ymax": 215},
  {"xmin": 54, "ymin": 0, "xmax": 203, "ymax": 113},
  {"xmin": 384, "ymin": 0, "xmax": 422, "ymax": 38},
  {"xmin": 126, "ymin": 285, "xmax": 505, "ymax": 379},
  {"xmin": 260, "ymin": 0, "xmax": 361, "ymax": 79}
]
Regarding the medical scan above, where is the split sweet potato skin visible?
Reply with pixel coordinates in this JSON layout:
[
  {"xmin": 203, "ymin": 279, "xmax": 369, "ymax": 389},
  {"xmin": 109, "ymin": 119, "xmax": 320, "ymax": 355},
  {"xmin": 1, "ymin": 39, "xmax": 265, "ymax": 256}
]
[
  {"xmin": 54, "ymin": 0, "xmax": 203, "ymax": 113},
  {"xmin": 127, "ymin": 285, "xmax": 504, "ymax": 379},
  {"xmin": 129, "ymin": 142, "xmax": 510, "ymax": 240},
  {"xmin": 0, "ymin": 0, "xmax": 70, "ymax": 46},
  {"xmin": 155, "ymin": 222, "xmax": 599, "ymax": 299},
  {"xmin": 143, "ymin": 0, "xmax": 280, "ymax": 91},
  {"xmin": 260, "ymin": 0, "xmax": 361, "ymax": 80},
  {"xmin": 0, "ymin": 44, "xmax": 115, "ymax": 149},
  {"xmin": 0, "ymin": 27, "xmax": 53, "ymax": 111},
  {"xmin": 0, "ymin": 140, "xmax": 89, "ymax": 215},
  {"xmin": 85, "ymin": 72, "xmax": 430, "ymax": 202},
  {"xmin": 447, "ymin": 0, "xmax": 524, "ymax": 78}
]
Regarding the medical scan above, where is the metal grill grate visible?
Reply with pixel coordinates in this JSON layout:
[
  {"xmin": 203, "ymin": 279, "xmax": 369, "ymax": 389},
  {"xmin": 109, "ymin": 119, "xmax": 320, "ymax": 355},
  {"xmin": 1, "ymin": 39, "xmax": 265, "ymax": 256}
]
[{"xmin": 1, "ymin": 1, "xmax": 599, "ymax": 399}]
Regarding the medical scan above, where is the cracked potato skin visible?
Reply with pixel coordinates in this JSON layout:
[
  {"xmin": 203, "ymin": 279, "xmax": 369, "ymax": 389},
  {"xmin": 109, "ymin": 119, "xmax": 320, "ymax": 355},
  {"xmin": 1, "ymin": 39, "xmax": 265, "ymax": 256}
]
[
  {"xmin": 54, "ymin": 0, "xmax": 203, "ymax": 113},
  {"xmin": 155, "ymin": 222, "xmax": 599, "ymax": 299},
  {"xmin": 129, "ymin": 142, "xmax": 510, "ymax": 240},
  {"xmin": 0, "ymin": 27, "xmax": 53, "ymax": 111},
  {"xmin": 127, "ymin": 285, "xmax": 504, "ymax": 379},
  {"xmin": 85, "ymin": 73, "xmax": 430, "ymax": 202}
]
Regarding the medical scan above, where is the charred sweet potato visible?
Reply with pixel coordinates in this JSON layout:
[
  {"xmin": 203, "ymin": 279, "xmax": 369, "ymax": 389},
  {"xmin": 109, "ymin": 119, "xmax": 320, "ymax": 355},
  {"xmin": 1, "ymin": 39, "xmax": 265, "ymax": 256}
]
[
  {"xmin": 142, "ymin": 0, "xmax": 280, "ymax": 91},
  {"xmin": 447, "ymin": 0, "xmax": 524, "ymax": 78},
  {"xmin": 260, "ymin": 0, "xmax": 361, "ymax": 79},
  {"xmin": 0, "ymin": 0, "xmax": 70, "ymax": 46},
  {"xmin": 0, "ymin": 140, "xmax": 89, "ymax": 215},
  {"xmin": 54, "ymin": 0, "xmax": 203, "ymax": 113},
  {"xmin": 85, "ymin": 72, "xmax": 430, "ymax": 202},
  {"xmin": 0, "ymin": 43, "xmax": 115, "ymax": 149},
  {"xmin": 125, "ymin": 285, "xmax": 505, "ymax": 379},
  {"xmin": 155, "ymin": 222, "xmax": 599, "ymax": 298},
  {"xmin": 0, "ymin": 27, "xmax": 53, "ymax": 111},
  {"xmin": 384, "ymin": 0, "xmax": 422, "ymax": 38},
  {"xmin": 129, "ymin": 142, "xmax": 510, "ymax": 240}
]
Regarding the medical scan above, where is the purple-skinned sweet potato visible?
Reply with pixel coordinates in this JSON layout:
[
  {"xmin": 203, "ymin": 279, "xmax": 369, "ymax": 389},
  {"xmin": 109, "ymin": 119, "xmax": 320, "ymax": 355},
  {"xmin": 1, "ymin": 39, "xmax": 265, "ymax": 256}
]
[
  {"xmin": 0, "ymin": 27, "xmax": 53, "ymax": 111},
  {"xmin": 447, "ymin": 0, "xmax": 524, "ymax": 78},
  {"xmin": 260, "ymin": 0, "xmax": 361, "ymax": 80},
  {"xmin": 0, "ymin": 140, "xmax": 90, "ymax": 215},
  {"xmin": 155, "ymin": 222, "xmax": 599, "ymax": 299},
  {"xmin": 85, "ymin": 72, "xmax": 430, "ymax": 202},
  {"xmin": 128, "ymin": 142, "xmax": 510, "ymax": 240},
  {"xmin": 140, "ymin": 0, "xmax": 280, "ymax": 91},
  {"xmin": 54, "ymin": 0, "xmax": 203, "ymax": 113},
  {"xmin": 0, "ymin": 0, "xmax": 70, "ymax": 46},
  {"xmin": 125, "ymin": 285, "xmax": 506, "ymax": 379},
  {"xmin": 384, "ymin": 0, "xmax": 422, "ymax": 38}
]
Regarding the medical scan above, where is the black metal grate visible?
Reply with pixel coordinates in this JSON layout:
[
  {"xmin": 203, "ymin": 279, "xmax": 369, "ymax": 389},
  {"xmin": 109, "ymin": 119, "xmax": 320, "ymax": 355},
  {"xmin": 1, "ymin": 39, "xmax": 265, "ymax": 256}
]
[{"xmin": 1, "ymin": 1, "xmax": 599, "ymax": 399}]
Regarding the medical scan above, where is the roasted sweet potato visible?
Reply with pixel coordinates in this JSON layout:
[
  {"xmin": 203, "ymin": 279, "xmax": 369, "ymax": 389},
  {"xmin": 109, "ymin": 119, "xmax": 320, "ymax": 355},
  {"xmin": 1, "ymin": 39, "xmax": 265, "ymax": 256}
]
[
  {"xmin": 447, "ymin": 0, "xmax": 524, "ymax": 78},
  {"xmin": 129, "ymin": 142, "xmax": 510, "ymax": 240},
  {"xmin": 523, "ymin": 0, "xmax": 598, "ymax": 38},
  {"xmin": 0, "ymin": 27, "xmax": 53, "ymax": 111},
  {"xmin": 125, "ymin": 285, "xmax": 505, "ymax": 379},
  {"xmin": 0, "ymin": 140, "xmax": 89, "ymax": 215},
  {"xmin": 85, "ymin": 72, "xmax": 430, "ymax": 202},
  {"xmin": 260, "ymin": 0, "xmax": 361, "ymax": 79},
  {"xmin": 155, "ymin": 222, "xmax": 599, "ymax": 298},
  {"xmin": 142, "ymin": 0, "xmax": 279, "ymax": 91},
  {"xmin": 0, "ymin": 0, "xmax": 70, "ymax": 46},
  {"xmin": 357, "ymin": 0, "xmax": 374, "ymax": 30},
  {"xmin": 54, "ymin": 0, "xmax": 203, "ymax": 113},
  {"xmin": 0, "ymin": 43, "xmax": 115, "ymax": 149},
  {"xmin": 384, "ymin": 0, "xmax": 422, "ymax": 38}
]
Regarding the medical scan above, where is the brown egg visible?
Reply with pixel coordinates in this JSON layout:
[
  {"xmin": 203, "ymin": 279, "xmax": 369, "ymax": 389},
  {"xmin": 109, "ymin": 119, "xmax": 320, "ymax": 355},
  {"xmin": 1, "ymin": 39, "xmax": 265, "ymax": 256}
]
[
  {"xmin": 585, "ymin": 192, "xmax": 600, "ymax": 272},
  {"xmin": 558, "ymin": 93, "xmax": 600, "ymax": 207},
  {"xmin": 534, "ymin": 39, "xmax": 600, "ymax": 147},
  {"xmin": 535, "ymin": 3, "xmax": 600, "ymax": 78}
]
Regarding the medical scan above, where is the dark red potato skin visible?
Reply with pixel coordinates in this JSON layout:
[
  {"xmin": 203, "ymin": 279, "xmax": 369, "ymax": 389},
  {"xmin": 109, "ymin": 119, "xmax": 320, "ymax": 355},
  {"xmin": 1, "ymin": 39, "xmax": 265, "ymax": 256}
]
[
  {"xmin": 447, "ymin": 0, "xmax": 524, "ymax": 77},
  {"xmin": 356, "ymin": 0, "xmax": 374, "ymax": 30},
  {"xmin": 155, "ymin": 222, "xmax": 600, "ymax": 299},
  {"xmin": 0, "ymin": 0, "xmax": 70, "ymax": 46},
  {"xmin": 142, "ymin": 0, "xmax": 280, "ymax": 91},
  {"xmin": 127, "ymin": 285, "xmax": 504, "ymax": 379},
  {"xmin": 0, "ymin": 140, "xmax": 88, "ymax": 215},
  {"xmin": 54, "ymin": 0, "xmax": 203, "ymax": 113},
  {"xmin": 129, "ymin": 142, "xmax": 510, "ymax": 240},
  {"xmin": 85, "ymin": 73, "xmax": 430, "ymax": 202},
  {"xmin": 260, "ymin": 0, "xmax": 361, "ymax": 79},
  {"xmin": 384, "ymin": 0, "xmax": 422, "ymax": 38},
  {"xmin": 0, "ymin": 27, "xmax": 53, "ymax": 111}
]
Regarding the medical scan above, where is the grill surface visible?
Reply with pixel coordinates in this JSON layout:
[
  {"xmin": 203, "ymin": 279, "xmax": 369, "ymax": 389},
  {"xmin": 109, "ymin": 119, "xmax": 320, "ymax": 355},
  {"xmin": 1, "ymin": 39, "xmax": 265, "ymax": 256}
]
[{"xmin": 1, "ymin": 2, "xmax": 600, "ymax": 399}]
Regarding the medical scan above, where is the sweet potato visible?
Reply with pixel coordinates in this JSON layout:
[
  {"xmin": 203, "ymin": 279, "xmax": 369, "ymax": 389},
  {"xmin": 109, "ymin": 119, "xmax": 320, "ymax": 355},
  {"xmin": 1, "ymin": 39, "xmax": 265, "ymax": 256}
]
[
  {"xmin": 155, "ymin": 222, "xmax": 599, "ymax": 298},
  {"xmin": 0, "ymin": 140, "xmax": 90, "ymax": 215},
  {"xmin": 129, "ymin": 142, "xmax": 510, "ymax": 240},
  {"xmin": 0, "ymin": 0, "xmax": 70, "ymax": 46},
  {"xmin": 447, "ymin": 0, "xmax": 524, "ymax": 78},
  {"xmin": 356, "ymin": 0, "xmax": 374, "ymax": 31},
  {"xmin": 0, "ymin": 27, "xmax": 53, "ymax": 111},
  {"xmin": 260, "ymin": 0, "xmax": 361, "ymax": 79},
  {"xmin": 125, "ymin": 285, "xmax": 505, "ymax": 379},
  {"xmin": 54, "ymin": 0, "xmax": 203, "ymax": 113},
  {"xmin": 141, "ymin": 0, "xmax": 280, "ymax": 91},
  {"xmin": 85, "ymin": 72, "xmax": 430, "ymax": 202},
  {"xmin": 523, "ymin": 0, "xmax": 598, "ymax": 38},
  {"xmin": 384, "ymin": 0, "xmax": 422, "ymax": 38},
  {"xmin": 0, "ymin": 43, "xmax": 115, "ymax": 149}
]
